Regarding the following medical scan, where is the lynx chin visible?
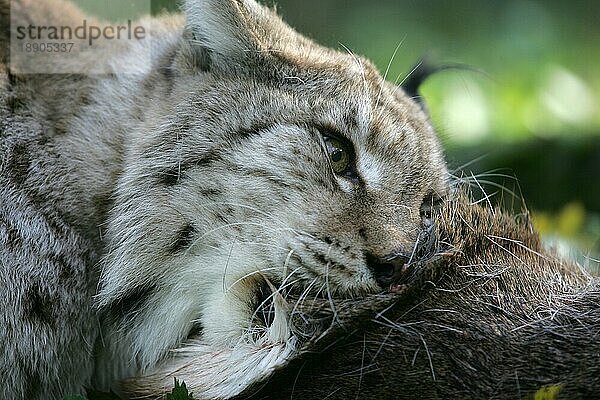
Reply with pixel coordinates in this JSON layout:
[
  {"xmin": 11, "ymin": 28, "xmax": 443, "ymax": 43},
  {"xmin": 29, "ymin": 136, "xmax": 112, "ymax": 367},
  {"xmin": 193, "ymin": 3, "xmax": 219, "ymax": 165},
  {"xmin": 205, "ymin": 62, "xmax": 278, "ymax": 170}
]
[{"xmin": 0, "ymin": 0, "xmax": 448, "ymax": 398}]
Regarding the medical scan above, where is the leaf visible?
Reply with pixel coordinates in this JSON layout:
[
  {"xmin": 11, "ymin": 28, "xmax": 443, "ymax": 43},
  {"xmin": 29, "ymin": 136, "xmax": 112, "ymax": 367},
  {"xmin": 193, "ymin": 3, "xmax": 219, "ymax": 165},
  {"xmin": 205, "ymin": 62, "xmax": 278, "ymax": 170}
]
[
  {"xmin": 166, "ymin": 378, "xmax": 195, "ymax": 400},
  {"xmin": 63, "ymin": 396, "xmax": 87, "ymax": 400},
  {"xmin": 523, "ymin": 384, "xmax": 564, "ymax": 400}
]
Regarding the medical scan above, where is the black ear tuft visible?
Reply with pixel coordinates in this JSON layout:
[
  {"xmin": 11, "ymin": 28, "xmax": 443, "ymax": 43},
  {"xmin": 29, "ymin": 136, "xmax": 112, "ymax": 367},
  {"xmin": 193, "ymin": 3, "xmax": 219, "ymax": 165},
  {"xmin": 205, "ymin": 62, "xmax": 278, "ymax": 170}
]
[
  {"xmin": 401, "ymin": 58, "xmax": 479, "ymax": 107},
  {"xmin": 401, "ymin": 58, "xmax": 438, "ymax": 102}
]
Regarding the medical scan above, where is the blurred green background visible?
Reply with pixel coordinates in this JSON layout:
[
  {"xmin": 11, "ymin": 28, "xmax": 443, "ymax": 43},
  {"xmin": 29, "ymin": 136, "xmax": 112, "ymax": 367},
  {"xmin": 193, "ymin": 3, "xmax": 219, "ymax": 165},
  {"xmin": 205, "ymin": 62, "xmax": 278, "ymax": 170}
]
[{"xmin": 94, "ymin": 0, "xmax": 600, "ymax": 268}]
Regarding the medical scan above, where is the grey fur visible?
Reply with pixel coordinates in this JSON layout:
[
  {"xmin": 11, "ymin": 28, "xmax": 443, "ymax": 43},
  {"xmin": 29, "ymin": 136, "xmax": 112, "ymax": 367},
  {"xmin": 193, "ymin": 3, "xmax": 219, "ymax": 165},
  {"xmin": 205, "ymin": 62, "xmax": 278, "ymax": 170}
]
[{"xmin": 0, "ymin": 69, "xmax": 100, "ymax": 398}]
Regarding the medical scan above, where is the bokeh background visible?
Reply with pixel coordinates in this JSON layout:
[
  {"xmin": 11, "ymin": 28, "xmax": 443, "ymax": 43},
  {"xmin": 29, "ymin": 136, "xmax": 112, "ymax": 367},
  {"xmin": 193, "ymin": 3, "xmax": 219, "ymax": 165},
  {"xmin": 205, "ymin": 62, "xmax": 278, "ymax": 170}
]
[{"xmin": 91, "ymin": 0, "xmax": 600, "ymax": 268}]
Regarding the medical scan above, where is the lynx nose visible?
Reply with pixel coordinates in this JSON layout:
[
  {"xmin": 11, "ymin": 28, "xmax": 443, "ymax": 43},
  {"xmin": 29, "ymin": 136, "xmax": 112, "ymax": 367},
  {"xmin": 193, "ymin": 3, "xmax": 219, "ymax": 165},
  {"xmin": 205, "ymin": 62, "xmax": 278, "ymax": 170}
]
[
  {"xmin": 366, "ymin": 252, "xmax": 411, "ymax": 288},
  {"xmin": 366, "ymin": 223, "xmax": 437, "ymax": 289}
]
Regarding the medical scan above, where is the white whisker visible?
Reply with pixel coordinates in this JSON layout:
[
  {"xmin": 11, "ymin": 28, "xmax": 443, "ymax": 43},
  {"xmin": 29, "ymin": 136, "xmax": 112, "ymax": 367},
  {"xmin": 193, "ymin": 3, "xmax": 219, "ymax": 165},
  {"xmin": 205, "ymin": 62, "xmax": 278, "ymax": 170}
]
[{"xmin": 375, "ymin": 39, "xmax": 405, "ymax": 110}]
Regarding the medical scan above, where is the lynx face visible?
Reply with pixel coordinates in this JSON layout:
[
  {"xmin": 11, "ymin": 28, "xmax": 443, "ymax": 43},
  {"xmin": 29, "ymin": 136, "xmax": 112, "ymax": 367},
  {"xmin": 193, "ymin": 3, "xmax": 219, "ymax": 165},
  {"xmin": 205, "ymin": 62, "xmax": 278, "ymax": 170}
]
[
  {"xmin": 95, "ymin": 0, "xmax": 448, "ymax": 388},
  {"xmin": 187, "ymin": 78, "xmax": 449, "ymax": 297},
  {"xmin": 149, "ymin": 70, "xmax": 448, "ymax": 293}
]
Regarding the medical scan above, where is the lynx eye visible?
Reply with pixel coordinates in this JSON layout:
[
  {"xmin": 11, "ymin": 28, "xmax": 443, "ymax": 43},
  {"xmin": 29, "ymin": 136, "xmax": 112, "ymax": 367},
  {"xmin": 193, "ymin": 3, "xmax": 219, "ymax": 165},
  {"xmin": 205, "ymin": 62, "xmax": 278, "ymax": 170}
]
[{"xmin": 324, "ymin": 136, "xmax": 352, "ymax": 175}]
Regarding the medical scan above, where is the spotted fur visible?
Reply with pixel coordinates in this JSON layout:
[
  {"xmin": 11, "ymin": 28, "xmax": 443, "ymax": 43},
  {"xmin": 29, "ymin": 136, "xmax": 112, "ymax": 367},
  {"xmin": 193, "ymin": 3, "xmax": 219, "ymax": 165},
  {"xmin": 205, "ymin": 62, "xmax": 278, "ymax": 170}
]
[{"xmin": 1, "ymin": 0, "xmax": 447, "ymax": 398}]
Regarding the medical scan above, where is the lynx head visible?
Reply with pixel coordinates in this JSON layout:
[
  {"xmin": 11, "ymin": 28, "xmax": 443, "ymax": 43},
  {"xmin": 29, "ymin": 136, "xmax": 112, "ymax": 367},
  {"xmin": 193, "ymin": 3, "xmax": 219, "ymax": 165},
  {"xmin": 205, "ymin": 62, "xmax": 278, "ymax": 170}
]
[{"xmin": 98, "ymin": 0, "xmax": 448, "ymax": 357}]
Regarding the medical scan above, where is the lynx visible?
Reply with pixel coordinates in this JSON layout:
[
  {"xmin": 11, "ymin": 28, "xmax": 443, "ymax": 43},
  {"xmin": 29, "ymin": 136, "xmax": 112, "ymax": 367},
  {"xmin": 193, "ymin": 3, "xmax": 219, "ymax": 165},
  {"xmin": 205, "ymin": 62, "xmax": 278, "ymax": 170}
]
[{"xmin": 1, "ymin": 0, "xmax": 447, "ymax": 398}]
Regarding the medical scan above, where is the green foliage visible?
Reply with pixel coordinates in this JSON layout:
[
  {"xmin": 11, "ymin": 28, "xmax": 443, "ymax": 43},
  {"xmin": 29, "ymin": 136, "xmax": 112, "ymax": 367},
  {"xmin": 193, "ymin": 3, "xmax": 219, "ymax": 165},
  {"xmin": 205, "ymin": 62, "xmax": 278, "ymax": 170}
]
[
  {"xmin": 166, "ymin": 379, "xmax": 195, "ymax": 400},
  {"xmin": 524, "ymin": 384, "xmax": 563, "ymax": 400}
]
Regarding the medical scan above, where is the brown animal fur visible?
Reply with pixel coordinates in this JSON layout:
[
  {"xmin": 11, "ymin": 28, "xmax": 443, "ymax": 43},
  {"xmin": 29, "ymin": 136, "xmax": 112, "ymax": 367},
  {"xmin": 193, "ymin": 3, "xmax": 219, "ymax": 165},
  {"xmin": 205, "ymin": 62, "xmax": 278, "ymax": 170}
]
[{"xmin": 233, "ymin": 193, "xmax": 600, "ymax": 399}]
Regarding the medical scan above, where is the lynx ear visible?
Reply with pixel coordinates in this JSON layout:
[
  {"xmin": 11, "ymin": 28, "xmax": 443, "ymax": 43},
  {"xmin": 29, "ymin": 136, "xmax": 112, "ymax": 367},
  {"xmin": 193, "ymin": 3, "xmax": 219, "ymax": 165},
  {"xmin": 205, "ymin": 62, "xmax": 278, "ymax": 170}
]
[
  {"xmin": 402, "ymin": 58, "xmax": 478, "ymax": 108},
  {"xmin": 183, "ymin": 0, "xmax": 267, "ymax": 64}
]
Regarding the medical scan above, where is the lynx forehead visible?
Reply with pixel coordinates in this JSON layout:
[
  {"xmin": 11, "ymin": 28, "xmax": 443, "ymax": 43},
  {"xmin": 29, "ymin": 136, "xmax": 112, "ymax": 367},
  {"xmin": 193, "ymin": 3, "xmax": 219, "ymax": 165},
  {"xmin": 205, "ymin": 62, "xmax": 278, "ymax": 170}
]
[{"xmin": 1, "ymin": 0, "xmax": 448, "ymax": 398}]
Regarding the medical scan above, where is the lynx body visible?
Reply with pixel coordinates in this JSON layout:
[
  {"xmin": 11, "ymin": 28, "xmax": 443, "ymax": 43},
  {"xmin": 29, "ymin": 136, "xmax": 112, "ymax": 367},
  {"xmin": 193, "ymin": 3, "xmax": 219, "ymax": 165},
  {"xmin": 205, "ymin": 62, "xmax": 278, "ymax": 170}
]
[{"xmin": 0, "ymin": 0, "xmax": 447, "ymax": 398}]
